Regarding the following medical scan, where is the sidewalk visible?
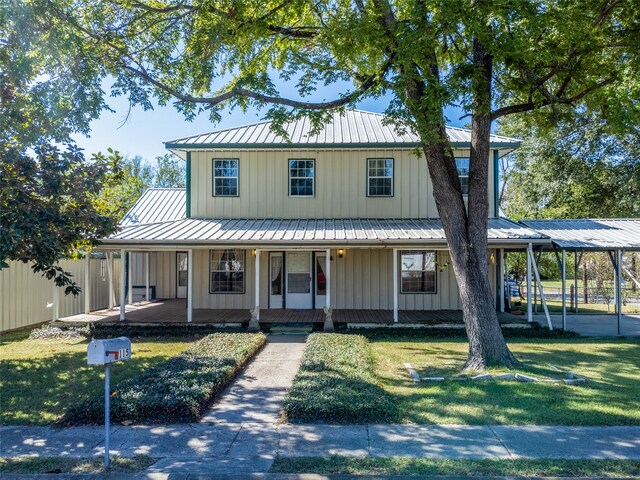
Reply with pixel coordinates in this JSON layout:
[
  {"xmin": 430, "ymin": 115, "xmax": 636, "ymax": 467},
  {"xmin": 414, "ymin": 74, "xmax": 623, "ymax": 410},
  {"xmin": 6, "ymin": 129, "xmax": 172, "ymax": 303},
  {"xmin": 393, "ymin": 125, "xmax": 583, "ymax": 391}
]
[{"xmin": 2, "ymin": 424, "xmax": 639, "ymax": 474}]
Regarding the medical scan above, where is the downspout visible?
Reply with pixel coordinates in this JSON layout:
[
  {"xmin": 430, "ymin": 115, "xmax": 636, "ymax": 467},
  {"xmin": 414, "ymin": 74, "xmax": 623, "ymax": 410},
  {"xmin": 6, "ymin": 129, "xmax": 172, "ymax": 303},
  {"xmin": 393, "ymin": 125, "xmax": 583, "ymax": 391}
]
[
  {"xmin": 493, "ymin": 149, "xmax": 500, "ymax": 217},
  {"xmin": 186, "ymin": 151, "xmax": 191, "ymax": 219}
]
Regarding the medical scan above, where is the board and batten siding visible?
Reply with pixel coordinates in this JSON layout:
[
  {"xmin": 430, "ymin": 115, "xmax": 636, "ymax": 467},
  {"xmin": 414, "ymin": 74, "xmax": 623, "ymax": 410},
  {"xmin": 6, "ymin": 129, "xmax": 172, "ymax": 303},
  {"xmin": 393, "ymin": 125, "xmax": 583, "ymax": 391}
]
[
  {"xmin": 190, "ymin": 248, "xmax": 497, "ymax": 311},
  {"xmin": 1, "ymin": 257, "xmax": 121, "ymax": 332},
  {"xmin": 188, "ymin": 148, "xmax": 496, "ymax": 219},
  {"xmin": 130, "ymin": 251, "xmax": 178, "ymax": 299}
]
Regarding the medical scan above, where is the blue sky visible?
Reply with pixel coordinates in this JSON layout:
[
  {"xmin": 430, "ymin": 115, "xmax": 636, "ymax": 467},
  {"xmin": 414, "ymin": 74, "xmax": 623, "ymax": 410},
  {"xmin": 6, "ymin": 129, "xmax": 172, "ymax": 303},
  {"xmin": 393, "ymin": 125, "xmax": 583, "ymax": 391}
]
[{"xmin": 72, "ymin": 82, "xmax": 468, "ymax": 163}]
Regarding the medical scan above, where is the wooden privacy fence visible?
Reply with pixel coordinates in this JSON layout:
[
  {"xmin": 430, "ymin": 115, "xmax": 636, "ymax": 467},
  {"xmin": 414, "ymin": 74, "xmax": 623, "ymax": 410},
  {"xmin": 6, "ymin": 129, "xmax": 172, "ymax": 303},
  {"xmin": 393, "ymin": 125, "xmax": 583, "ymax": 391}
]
[{"xmin": 0, "ymin": 256, "xmax": 121, "ymax": 332}]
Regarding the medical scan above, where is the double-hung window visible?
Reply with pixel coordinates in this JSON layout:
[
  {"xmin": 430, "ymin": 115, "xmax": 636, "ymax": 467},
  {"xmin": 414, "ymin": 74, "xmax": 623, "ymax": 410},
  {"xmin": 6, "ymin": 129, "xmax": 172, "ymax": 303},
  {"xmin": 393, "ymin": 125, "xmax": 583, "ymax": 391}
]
[
  {"xmin": 210, "ymin": 249, "xmax": 245, "ymax": 293},
  {"xmin": 213, "ymin": 159, "xmax": 239, "ymax": 196},
  {"xmin": 367, "ymin": 158, "xmax": 394, "ymax": 196},
  {"xmin": 289, "ymin": 159, "xmax": 315, "ymax": 196},
  {"xmin": 400, "ymin": 250, "xmax": 437, "ymax": 293},
  {"xmin": 455, "ymin": 157, "xmax": 470, "ymax": 195}
]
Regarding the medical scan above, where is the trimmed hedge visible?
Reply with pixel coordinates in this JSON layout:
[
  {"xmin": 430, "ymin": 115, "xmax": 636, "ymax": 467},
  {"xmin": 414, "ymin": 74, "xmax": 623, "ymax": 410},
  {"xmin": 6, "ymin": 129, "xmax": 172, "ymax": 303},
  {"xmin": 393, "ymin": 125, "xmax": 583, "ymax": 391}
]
[
  {"xmin": 59, "ymin": 333, "xmax": 265, "ymax": 425},
  {"xmin": 284, "ymin": 333, "xmax": 399, "ymax": 423}
]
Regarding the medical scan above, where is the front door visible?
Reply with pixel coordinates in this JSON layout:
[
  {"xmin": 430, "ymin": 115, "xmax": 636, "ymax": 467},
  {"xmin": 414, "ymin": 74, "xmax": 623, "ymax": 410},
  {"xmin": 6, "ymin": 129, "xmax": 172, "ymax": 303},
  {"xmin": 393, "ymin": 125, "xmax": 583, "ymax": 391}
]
[
  {"xmin": 269, "ymin": 252, "xmax": 284, "ymax": 308},
  {"xmin": 315, "ymin": 252, "xmax": 327, "ymax": 309},
  {"xmin": 286, "ymin": 252, "xmax": 312, "ymax": 309},
  {"xmin": 176, "ymin": 252, "xmax": 188, "ymax": 298}
]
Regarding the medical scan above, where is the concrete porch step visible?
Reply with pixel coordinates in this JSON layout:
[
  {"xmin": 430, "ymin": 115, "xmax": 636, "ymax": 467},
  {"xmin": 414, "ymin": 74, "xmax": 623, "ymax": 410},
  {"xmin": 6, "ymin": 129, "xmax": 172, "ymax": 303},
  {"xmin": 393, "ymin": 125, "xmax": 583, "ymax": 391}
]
[{"xmin": 269, "ymin": 323, "xmax": 314, "ymax": 334}]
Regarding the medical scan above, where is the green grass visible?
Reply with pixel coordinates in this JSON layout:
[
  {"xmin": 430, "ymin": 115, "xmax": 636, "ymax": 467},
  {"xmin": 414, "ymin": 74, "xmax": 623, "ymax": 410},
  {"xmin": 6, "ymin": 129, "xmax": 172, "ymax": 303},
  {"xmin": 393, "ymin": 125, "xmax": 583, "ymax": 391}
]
[
  {"xmin": 59, "ymin": 332, "xmax": 266, "ymax": 425},
  {"xmin": 0, "ymin": 456, "xmax": 154, "ymax": 474},
  {"xmin": 270, "ymin": 457, "xmax": 640, "ymax": 477},
  {"xmin": 283, "ymin": 333, "xmax": 399, "ymax": 423},
  {"xmin": 370, "ymin": 334, "xmax": 640, "ymax": 425},
  {"xmin": 0, "ymin": 329, "xmax": 196, "ymax": 425}
]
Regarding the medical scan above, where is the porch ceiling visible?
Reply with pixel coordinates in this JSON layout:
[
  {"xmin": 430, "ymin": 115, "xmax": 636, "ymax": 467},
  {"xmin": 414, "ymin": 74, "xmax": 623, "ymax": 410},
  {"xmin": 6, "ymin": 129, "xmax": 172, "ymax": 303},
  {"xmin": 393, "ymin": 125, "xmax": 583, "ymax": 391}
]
[{"xmin": 101, "ymin": 217, "xmax": 549, "ymax": 248}]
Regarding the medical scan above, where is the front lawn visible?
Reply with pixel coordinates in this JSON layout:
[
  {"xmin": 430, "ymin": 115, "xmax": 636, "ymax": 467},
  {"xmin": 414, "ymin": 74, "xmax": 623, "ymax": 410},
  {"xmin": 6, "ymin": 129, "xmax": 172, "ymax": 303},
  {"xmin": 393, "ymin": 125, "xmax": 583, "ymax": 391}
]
[
  {"xmin": 270, "ymin": 457, "xmax": 640, "ymax": 477},
  {"xmin": 371, "ymin": 334, "xmax": 640, "ymax": 425},
  {"xmin": 0, "ymin": 328, "xmax": 196, "ymax": 425},
  {"xmin": 0, "ymin": 456, "xmax": 154, "ymax": 475}
]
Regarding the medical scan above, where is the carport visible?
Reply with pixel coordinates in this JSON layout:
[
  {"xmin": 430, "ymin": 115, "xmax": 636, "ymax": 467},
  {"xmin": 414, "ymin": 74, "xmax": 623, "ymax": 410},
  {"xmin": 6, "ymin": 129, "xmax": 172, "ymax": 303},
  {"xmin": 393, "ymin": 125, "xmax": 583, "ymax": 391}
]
[{"xmin": 520, "ymin": 219, "xmax": 640, "ymax": 335}]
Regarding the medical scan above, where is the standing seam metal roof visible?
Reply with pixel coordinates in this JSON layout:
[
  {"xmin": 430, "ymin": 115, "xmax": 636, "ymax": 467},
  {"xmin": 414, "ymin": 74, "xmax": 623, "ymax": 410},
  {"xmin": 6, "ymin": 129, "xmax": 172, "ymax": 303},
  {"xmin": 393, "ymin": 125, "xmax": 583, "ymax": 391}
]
[
  {"xmin": 165, "ymin": 109, "xmax": 521, "ymax": 148},
  {"xmin": 121, "ymin": 188, "xmax": 186, "ymax": 227},
  {"xmin": 520, "ymin": 219, "xmax": 640, "ymax": 250}
]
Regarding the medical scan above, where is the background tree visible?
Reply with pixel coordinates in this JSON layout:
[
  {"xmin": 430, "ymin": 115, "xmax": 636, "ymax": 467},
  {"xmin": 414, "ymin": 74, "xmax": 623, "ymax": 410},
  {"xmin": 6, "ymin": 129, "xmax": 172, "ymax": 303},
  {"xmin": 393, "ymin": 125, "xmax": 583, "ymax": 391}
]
[
  {"xmin": 154, "ymin": 153, "xmax": 186, "ymax": 188},
  {"xmin": 0, "ymin": 0, "xmax": 116, "ymax": 293},
  {"xmin": 36, "ymin": 0, "xmax": 640, "ymax": 368}
]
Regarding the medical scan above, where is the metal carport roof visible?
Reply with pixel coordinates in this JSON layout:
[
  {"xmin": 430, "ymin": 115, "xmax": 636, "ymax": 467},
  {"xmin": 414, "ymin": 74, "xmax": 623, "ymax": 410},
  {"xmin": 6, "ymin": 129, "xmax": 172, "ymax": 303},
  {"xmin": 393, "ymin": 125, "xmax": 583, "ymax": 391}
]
[{"xmin": 520, "ymin": 219, "xmax": 640, "ymax": 251}]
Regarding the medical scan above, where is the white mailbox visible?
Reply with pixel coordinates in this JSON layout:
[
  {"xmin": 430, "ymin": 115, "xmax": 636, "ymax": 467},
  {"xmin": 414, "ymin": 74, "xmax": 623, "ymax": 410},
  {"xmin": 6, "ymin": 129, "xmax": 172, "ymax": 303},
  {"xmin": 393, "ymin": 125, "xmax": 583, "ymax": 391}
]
[{"xmin": 87, "ymin": 337, "xmax": 132, "ymax": 365}]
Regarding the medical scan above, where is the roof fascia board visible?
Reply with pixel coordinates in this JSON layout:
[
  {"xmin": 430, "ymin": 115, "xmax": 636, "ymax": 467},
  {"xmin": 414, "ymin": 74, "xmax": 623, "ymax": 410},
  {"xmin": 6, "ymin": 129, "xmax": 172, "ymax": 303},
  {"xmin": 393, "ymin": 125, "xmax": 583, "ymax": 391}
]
[{"xmin": 164, "ymin": 141, "xmax": 521, "ymax": 150}]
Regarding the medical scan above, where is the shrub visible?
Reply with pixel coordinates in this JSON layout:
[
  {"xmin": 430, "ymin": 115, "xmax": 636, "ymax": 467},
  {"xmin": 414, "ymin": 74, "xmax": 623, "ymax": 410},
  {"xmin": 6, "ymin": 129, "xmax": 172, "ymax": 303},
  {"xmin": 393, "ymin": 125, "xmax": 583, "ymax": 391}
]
[
  {"xmin": 284, "ymin": 333, "xmax": 399, "ymax": 423},
  {"xmin": 59, "ymin": 333, "xmax": 265, "ymax": 425},
  {"xmin": 30, "ymin": 324, "xmax": 91, "ymax": 340}
]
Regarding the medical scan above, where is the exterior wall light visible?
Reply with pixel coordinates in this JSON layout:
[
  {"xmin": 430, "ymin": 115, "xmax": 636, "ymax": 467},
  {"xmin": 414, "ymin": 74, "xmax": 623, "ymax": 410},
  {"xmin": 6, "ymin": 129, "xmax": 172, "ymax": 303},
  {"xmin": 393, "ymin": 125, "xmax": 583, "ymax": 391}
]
[{"xmin": 338, "ymin": 249, "xmax": 345, "ymax": 258}]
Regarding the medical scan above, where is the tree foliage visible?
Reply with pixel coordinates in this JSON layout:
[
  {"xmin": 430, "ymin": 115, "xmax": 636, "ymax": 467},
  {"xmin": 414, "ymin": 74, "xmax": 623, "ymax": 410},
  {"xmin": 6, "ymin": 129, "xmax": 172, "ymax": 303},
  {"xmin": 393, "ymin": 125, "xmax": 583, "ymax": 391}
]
[
  {"xmin": 154, "ymin": 153, "xmax": 186, "ymax": 188},
  {"xmin": 500, "ymin": 113, "xmax": 640, "ymax": 220}
]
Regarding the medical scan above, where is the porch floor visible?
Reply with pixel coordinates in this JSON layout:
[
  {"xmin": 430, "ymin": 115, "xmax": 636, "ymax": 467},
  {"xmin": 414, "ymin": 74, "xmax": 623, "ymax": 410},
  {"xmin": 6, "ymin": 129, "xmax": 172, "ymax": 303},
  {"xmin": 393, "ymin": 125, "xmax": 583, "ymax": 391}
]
[{"xmin": 58, "ymin": 299, "xmax": 527, "ymax": 326}]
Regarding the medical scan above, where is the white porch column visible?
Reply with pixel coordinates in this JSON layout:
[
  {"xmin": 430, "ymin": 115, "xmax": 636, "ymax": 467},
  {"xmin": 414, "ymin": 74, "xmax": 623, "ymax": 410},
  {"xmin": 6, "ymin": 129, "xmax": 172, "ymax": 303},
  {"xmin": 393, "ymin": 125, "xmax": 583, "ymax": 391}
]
[
  {"xmin": 84, "ymin": 254, "xmax": 91, "ymax": 314},
  {"xmin": 52, "ymin": 282, "xmax": 59, "ymax": 321},
  {"xmin": 145, "ymin": 252, "xmax": 150, "ymax": 302},
  {"xmin": 248, "ymin": 249, "xmax": 260, "ymax": 332},
  {"xmin": 187, "ymin": 249, "xmax": 193, "ymax": 323},
  {"xmin": 561, "ymin": 249, "xmax": 567, "ymax": 330},
  {"xmin": 393, "ymin": 248, "xmax": 399, "ymax": 322},
  {"xmin": 127, "ymin": 252, "xmax": 133, "ymax": 304},
  {"xmin": 499, "ymin": 248, "xmax": 505, "ymax": 313},
  {"xmin": 107, "ymin": 252, "xmax": 115, "ymax": 309},
  {"xmin": 119, "ymin": 249, "xmax": 126, "ymax": 321},
  {"xmin": 526, "ymin": 243, "xmax": 532, "ymax": 323},
  {"xmin": 325, "ymin": 249, "xmax": 331, "ymax": 310},
  {"xmin": 616, "ymin": 249, "xmax": 622, "ymax": 335}
]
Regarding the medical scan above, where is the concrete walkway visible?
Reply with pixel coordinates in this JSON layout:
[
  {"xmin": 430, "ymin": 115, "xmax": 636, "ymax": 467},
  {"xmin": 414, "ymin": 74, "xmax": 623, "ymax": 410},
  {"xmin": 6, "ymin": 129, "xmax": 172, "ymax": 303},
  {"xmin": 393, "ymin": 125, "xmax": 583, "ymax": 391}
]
[
  {"xmin": 200, "ymin": 335, "xmax": 306, "ymax": 424},
  {"xmin": 2, "ymin": 424, "xmax": 639, "ymax": 474}
]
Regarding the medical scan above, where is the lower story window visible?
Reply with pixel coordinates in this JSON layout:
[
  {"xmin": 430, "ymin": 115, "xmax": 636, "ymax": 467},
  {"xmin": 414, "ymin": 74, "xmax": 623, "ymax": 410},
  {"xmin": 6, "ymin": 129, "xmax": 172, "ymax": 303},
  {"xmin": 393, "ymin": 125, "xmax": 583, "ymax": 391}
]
[
  {"xmin": 210, "ymin": 249, "xmax": 245, "ymax": 293},
  {"xmin": 400, "ymin": 250, "xmax": 436, "ymax": 293}
]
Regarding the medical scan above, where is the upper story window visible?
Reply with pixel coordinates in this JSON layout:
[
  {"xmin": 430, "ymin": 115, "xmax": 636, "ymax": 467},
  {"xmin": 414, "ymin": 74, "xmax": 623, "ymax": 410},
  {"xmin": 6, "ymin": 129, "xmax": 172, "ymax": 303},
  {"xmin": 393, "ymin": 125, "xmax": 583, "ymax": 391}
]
[
  {"xmin": 210, "ymin": 249, "xmax": 245, "ymax": 293},
  {"xmin": 400, "ymin": 250, "xmax": 437, "ymax": 293},
  {"xmin": 367, "ymin": 158, "xmax": 394, "ymax": 196},
  {"xmin": 213, "ymin": 159, "xmax": 239, "ymax": 196},
  {"xmin": 455, "ymin": 157, "xmax": 470, "ymax": 195},
  {"xmin": 289, "ymin": 159, "xmax": 315, "ymax": 197}
]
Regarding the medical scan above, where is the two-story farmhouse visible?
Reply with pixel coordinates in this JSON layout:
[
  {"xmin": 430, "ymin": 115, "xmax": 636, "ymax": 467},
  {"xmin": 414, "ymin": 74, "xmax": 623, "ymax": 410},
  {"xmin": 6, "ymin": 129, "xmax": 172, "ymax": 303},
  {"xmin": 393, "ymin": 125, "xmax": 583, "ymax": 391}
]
[{"xmin": 101, "ymin": 109, "xmax": 548, "ymax": 331}]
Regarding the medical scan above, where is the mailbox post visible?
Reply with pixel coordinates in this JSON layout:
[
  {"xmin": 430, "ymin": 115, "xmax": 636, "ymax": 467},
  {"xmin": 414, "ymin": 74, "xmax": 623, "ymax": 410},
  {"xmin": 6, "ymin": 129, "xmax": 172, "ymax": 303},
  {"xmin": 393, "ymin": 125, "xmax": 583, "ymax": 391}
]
[{"xmin": 87, "ymin": 337, "xmax": 132, "ymax": 468}]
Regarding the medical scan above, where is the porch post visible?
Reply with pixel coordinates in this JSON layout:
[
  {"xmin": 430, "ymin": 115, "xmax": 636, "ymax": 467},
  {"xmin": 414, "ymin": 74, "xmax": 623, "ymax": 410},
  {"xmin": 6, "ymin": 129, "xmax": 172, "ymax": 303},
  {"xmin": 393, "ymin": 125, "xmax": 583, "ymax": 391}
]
[
  {"xmin": 323, "ymin": 248, "xmax": 334, "ymax": 332},
  {"xmin": 187, "ymin": 249, "xmax": 193, "ymax": 323},
  {"xmin": 617, "ymin": 249, "xmax": 622, "ymax": 335},
  {"xmin": 127, "ymin": 252, "xmax": 133, "ymax": 304},
  {"xmin": 393, "ymin": 248, "xmax": 399, "ymax": 322},
  {"xmin": 561, "ymin": 248, "xmax": 567, "ymax": 330},
  {"xmin": 84, "ymin": 253, "xmax": 91, "ymax": 314},
  {"xmin": 119, "ymin": 249, "xmax": 126, "ymax": 321},
  {"xmin": 145, "ymin": 252, "xmax": 150, "ymax": 302},
  {"xmin": 499, "ymin": 248, "xmax": 505, "ymax": 313},
  {"xmin": 526, "ymin": 243, "xmax": 532, "ymax": 323},
  {"xmin": 52, "ymin": 282, "xmax": 59, "ymax": 321},
  {"xmin": 248, "ymin": 249, "xmax": 260, "ymax": 332},
  {"xmin": 107, "ymin": 252, "xmax": 115, "ymax": 309}
]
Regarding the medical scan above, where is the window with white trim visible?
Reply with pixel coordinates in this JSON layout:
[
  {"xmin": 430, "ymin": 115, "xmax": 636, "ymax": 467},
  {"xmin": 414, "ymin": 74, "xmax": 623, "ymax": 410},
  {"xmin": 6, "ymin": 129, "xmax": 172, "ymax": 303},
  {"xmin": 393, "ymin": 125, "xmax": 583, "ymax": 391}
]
[
  {"xmin": 210, "ymin": 249, "xmax": 245, "ymax": 293},
  {"xmin": 367, "ymin": 158, "xmax": 394, "ymax": 196},
  {"xmin": 289, "ymin": 159, "xmax": 315, "ymax": 196},
  {"xmin": 400, "ymin": 250, "xmax": 437, "ymax": 293},
  {"xmin": 455, "ymin": 157, "xmax": 470, "ymax": 195},
  {"xmin": 213, "ymin": 159, "xmax": 239, "ymax": 196}
]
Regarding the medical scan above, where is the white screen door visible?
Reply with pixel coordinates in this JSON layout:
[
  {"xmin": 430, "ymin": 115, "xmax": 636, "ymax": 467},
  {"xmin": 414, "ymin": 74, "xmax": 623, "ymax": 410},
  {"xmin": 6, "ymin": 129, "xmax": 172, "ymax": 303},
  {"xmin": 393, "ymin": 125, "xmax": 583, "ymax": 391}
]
[
  {"xmin": 286, "ymin": 252, "xmax": 312, "ymax": 309},
  {"xmin": 315, "ymin": 253, "xmax": 327, "ymax": 309},
  {"xmin": 269, "ymin": 252, "xmax": 284, "ymax": 308},
  {"xmin": 176, "ymin": 252, "xmax": 188, "ymax": 298}
]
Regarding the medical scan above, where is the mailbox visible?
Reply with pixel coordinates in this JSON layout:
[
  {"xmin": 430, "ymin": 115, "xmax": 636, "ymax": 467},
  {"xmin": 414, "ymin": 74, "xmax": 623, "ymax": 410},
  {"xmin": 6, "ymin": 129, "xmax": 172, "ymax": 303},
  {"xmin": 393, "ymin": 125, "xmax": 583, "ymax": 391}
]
[{"xmin": 87, "ymin": 337, "xmax": 132, "ymax": 365}]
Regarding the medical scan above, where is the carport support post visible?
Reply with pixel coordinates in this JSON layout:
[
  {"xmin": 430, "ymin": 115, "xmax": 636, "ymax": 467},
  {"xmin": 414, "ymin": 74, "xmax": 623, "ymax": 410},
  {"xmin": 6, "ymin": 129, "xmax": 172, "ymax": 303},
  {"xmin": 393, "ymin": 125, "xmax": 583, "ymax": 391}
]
[
  {"xmin": 393, "ymin": 248, "xmax": 399, "ymax": 322},
  {"xmin": 499, "ymin": 248, "xmax": 505, "ymax": 313},
  {"xmin": 145, "ymin": 252, "xmax": 150, "ymax": 302},
  {"xmin": 617, "ymin": 249, "xmax": 622, "ymax": 335},
  {"xmin": 187, "ymin": 249, "xmax": 193, "ymax": 323},
  {"xmin": 84, "ymin": 253, "xmax": 91, "ymax": 314},
  {"xmin": 526, "ymin": 243, "xmax": 532, "ymax": 323},
  {"xmin": 119, "ymin": 249, "xmax": 126, "ymax": 321},
  {"xmin": 52, "ymin": 282, "xmax": 59, "ymax": 321},
  {"xmin": 107, "ymin": 252, "xmax": 114, "ymax": 310},
  {"xmin": 561, "ymin": 249, "xmax": 567, "ymax": 330}
]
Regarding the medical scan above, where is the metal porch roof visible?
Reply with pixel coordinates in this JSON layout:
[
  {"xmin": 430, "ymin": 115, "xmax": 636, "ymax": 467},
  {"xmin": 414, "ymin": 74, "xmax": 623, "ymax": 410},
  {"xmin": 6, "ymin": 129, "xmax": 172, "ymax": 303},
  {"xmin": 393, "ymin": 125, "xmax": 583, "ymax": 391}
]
[
  {"xmin": 520, "ymin": 219, "xmax": 640, "ymax": 250},
  {"xmin": 121, "ymin": 188, "xmax": 186, "ymax": 227},
  {"xmin": 104, "ymin": 217, "xmax": 547, "ymax": 247},
  {"xmin": 166, "ymin": 109, "xmax": 520, "ymax": 153}
]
